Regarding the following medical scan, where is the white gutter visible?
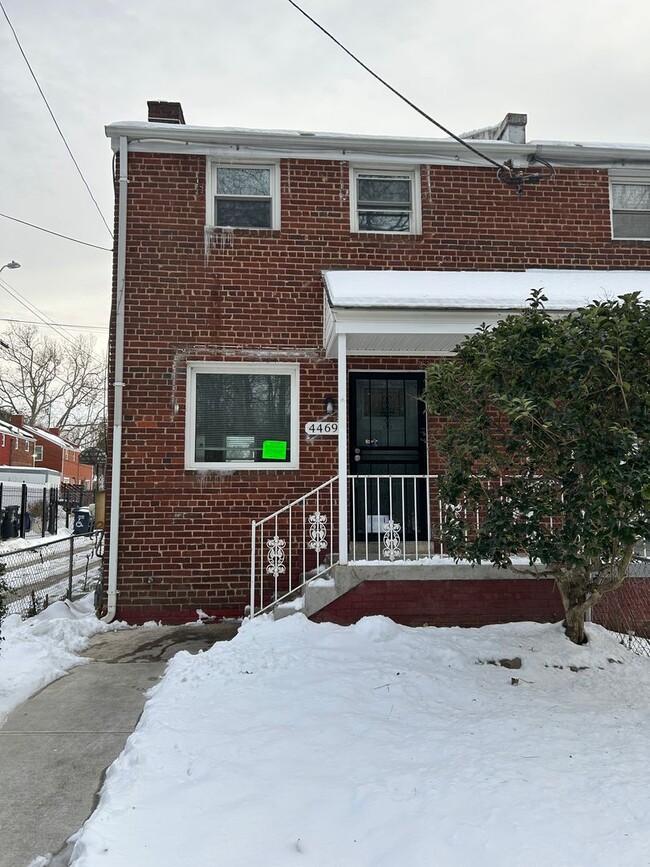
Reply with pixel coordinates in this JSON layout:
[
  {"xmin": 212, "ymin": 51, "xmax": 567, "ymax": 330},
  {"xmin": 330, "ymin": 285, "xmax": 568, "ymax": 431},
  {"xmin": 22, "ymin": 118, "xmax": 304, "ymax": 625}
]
[
  {"xmin": 103, "ymin": 135, "xmax": 128, "ymax": 622},
  {"xmin": 105, "ymin": 122, "xmax": 650, "ymax": 168}
]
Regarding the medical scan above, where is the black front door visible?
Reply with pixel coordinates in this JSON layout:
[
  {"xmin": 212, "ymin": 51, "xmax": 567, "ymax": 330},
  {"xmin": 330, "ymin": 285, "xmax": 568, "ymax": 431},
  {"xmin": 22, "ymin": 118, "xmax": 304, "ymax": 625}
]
[{"xmin": 349, "ymin": 373, "xmax": 427, "ymax": 541}]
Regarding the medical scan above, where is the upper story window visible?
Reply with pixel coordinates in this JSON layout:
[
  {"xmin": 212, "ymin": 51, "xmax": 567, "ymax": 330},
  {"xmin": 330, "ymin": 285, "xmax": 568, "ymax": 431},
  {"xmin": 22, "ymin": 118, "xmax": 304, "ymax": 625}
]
[
  {"xmin": 610, "ymin": 175, "xmax": 650, "ymax": 239},
  {"xmin": 34, "ymin": 445, "xmax": 43, "ymax": 461},
  {"xmin": 207, "ymin": 162, "xmax": 280, "ymax": 230},
  {"xmin": 185, "ymin": 361, "xmax": 299, "ymax": 471},
  {"xmin": 351, "ymin": 168, "xmax": 420, "ymax": 234}
]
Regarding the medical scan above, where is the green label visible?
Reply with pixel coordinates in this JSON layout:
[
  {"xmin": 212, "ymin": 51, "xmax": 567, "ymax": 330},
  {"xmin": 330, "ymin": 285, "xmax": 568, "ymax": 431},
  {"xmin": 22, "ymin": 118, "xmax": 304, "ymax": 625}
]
[{"xmin": 262, "ymin": 440, "xmax": 288, "ymax": 460}]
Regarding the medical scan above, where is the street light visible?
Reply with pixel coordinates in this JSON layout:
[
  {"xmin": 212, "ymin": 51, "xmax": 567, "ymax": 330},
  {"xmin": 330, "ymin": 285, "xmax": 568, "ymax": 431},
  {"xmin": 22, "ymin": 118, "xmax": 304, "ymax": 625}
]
[{"xmin": 0, "ymin": 260, "xmax": 21, "ymax": 276}]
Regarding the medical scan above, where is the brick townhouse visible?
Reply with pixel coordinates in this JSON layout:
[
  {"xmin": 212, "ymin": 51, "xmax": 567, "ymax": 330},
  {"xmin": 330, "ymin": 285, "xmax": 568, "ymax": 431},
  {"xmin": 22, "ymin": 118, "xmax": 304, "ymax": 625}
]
[
  {"xmin": 102, "ymin": 101, "xmax": 650, "ymax": 624},
  {"xmin": 9, "ymin": 415, "xmax": 92, "ymax": 486},
  {"xmin": 0, "ymin": 418, "xmax": 36, "ymax": 467}
]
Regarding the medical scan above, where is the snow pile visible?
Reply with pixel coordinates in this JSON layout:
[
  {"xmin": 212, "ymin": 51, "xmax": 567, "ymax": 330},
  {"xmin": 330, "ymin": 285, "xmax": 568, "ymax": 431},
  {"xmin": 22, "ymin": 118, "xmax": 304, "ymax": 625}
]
[
  {"xmin": 69, "ymin": 615, "xmax": 650, "ymax": 866},
  {"xmin": 0, "ymin": 595, "xmax": 124, "ymax": 726}
]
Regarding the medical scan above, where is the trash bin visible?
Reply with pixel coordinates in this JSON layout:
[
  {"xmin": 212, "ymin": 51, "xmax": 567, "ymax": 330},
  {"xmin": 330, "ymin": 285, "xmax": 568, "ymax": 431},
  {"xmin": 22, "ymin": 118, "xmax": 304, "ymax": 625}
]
[
  {"xmin": 1, "ymin": 505, "xmax": 20, "ymax": 540},
  {"xmin": 73, "ymin": 507, "xmax": 94, "ymax": 535}
]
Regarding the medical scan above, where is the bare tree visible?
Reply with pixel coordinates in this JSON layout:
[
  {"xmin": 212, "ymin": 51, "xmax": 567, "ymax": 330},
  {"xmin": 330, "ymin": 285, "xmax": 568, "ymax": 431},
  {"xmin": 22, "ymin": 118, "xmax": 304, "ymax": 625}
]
[{"xmin": 0, "ymin": 324, "xmax": 106, "ymax": 448}]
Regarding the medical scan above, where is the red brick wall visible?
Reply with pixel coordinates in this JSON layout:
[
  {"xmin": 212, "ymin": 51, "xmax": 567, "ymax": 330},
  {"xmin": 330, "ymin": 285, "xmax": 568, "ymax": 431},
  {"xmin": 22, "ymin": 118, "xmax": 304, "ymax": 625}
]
[
  {"xmin": 106, "ymin": 152, "xmax": 650, "ymax": 622},
  {"xmin": 6, "ymin": 436, "xmax": 34, "ymax": 467},
  {"xmin": 311, "ymin": 578, "xmax": 564, "ymax": 628}
]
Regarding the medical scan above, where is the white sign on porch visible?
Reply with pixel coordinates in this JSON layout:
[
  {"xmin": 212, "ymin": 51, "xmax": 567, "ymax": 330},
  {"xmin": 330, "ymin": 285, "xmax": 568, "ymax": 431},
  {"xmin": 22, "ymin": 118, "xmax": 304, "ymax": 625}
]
[{"xmin": 304, "ymin": 421, "xmax": 338, "ymax": 435}]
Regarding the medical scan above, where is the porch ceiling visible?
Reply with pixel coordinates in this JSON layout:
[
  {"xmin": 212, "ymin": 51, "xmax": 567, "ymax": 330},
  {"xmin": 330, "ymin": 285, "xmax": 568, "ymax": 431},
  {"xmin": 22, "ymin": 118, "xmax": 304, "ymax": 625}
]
[{"xmin": 322, "ymin": 269, "xmax": 650, "ymax": 358}]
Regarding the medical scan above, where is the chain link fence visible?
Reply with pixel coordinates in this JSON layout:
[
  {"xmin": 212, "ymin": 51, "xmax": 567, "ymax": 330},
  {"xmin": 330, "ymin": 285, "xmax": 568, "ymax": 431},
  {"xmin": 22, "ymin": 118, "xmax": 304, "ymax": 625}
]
[
  {"xmin": 0, "ymin": 531, "xmax": 104, "ymax": 619},
  {"xmin": 592, "ymin": 545, "xmax": 650, "ymax": 657}
]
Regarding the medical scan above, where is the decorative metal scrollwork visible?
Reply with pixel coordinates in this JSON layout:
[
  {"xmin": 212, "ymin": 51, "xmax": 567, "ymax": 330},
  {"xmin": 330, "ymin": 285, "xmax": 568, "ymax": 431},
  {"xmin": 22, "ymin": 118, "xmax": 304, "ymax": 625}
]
[
  {"xmin": 266, "ymin": 535, "xmax": 286, "ymax": 579},
  {"xmin": 308, "ymin": 512, "xmax": 328, "ymax": 552},
  {"xmin": 382, "ymin": 520, "xmax": 402, "ymax": 561}
]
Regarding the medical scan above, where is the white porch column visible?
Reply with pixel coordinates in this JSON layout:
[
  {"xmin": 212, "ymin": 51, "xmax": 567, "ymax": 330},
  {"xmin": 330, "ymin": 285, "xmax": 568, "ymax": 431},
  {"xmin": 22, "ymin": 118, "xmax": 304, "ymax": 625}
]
[{"xmin": 337, "ymin": 333, "xmax": 348, "ymax": 565}]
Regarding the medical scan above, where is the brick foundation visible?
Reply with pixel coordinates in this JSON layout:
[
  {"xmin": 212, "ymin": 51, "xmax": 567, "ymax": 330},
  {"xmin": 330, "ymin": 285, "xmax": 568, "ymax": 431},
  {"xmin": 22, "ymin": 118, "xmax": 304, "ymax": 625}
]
[{"xmin": 310, "ymin": 578, "xmax": 564, "ymax": 628}]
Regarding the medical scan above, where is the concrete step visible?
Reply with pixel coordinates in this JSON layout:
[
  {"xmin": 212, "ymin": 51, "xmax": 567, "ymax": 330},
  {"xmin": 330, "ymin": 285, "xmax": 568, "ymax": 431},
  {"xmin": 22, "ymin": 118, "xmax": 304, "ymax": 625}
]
[{"xmin": 271, "ymin": 564, "xmax": 366, "ymax": 621}]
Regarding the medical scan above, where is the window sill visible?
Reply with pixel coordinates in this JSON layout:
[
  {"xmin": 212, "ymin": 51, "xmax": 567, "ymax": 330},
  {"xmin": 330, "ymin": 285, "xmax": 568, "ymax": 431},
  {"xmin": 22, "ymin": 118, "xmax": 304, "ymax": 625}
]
[{"xmin": 185, "ymin": 463, "xmax": 299, "ymax": 472}]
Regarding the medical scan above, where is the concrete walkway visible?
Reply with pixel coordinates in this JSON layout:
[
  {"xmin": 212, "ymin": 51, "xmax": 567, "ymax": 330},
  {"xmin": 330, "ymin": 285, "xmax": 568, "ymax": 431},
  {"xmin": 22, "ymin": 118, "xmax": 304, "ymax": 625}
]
[{"xmin": 0, "ymin": 622, "xmax": 238, "ymax": 867}]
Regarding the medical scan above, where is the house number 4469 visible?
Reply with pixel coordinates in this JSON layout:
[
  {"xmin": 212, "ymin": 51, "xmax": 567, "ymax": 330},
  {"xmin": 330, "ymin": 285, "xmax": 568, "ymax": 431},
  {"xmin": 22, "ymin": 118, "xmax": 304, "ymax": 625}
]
[{"xmin": 304, "ymin": 421, "xmax": 338, "ymax": 435}]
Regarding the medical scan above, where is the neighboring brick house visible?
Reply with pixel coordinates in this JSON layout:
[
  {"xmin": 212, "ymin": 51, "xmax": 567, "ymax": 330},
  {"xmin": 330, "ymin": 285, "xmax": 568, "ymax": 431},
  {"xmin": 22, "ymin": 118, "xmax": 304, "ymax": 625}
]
[
  {"xmin": 0, "ymin": 418, "xmax": 36, "ymax": 467},
  {"xmin": 9, "ymin": 415, "xmax": 92, "ymax": 487},
  {"xmin": 103, "ymin": 101, "xmax": 650, "ymax": 625}
]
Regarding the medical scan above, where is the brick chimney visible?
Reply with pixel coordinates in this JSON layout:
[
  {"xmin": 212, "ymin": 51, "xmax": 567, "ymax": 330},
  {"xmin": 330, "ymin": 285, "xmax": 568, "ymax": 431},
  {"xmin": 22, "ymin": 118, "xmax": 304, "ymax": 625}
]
[
  {"xmin": 462, "ymin": 112, "xmax": 527, "ymax": 145},
  {"xmin": 49, "ymin": 427, "xmax": 61, "ymax": 437},
  {"xmin": 10, "ymin": 414, "xmax": 24, "ymax": 428},
  {"xmin": 147, "ymin": 101, "xmax": 185, "ymax": 125}
]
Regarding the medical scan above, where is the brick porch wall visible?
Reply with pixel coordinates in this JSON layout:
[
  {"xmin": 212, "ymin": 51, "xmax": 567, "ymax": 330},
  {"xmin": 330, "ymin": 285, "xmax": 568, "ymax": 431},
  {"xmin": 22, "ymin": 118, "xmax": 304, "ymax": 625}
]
[{"xmin": 310, "ymin": 578, "xmax": 564, "ymax": 628}]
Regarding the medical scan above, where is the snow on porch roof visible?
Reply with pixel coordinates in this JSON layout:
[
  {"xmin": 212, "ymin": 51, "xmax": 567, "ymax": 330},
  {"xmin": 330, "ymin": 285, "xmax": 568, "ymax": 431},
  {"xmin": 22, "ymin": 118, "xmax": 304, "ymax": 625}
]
[
  {"xmin": 323, "ymin": 269, "xmax": 650, "ymax": 310},
  {"xmin": 322, "ymin": 269, "xmax": 650, "ymax": 358}
]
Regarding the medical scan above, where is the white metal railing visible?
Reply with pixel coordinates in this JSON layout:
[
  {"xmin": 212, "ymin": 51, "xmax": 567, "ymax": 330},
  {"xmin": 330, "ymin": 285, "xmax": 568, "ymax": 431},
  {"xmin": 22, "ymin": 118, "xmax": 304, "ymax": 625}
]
[
  {"xmin": 251, "ymin": 473, "xmax": 650, "ymax": 616},
  {"xmin": 250, "ymin": 477, "xmax": 338, "ymax": 617},
  {"xmin": 350, "ymin": 474, "xmax": 443, "ymax": 562}
]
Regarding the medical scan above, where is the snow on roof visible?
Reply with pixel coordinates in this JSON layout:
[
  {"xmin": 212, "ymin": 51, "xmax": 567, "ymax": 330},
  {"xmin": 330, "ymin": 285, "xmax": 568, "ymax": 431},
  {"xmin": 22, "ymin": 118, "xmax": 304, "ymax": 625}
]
[
  {"xmin": 23, "ymin": 426, "xmax": 79, "ymax": 450},
  {"xmin": 0, "ymin": 419, "xmax": 35, "ymax": 441},
  {"xmin": 107, "ymin": 121, "xmax": 650, "ymax": 154},
  {"xmin": 323, "ymin": 269, "xmax": 650, "ymax": 310}
]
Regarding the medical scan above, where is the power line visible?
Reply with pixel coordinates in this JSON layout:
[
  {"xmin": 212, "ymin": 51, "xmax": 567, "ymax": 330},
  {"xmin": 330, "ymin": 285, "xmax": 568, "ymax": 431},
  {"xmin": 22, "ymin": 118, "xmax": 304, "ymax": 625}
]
[
  {"xmin": 0, "ymin": 275, "xmax": 92, "ymax": 350},
  {"xmin": 285, "ymin": 0, "xmax": 555, "ymax": 193},
  {"xmin": 0, "ymin": 317, "xmax": 107, "ymax": 331},
  {"xmin": 0, "ymin": 213, "xmax": 113, "ymax": 252},
  {"xmin": 0, "ymin": 0, "xmax": 114, "ymax": 239},
  {"xmin": 285, "ymin": 0, "xmax": 506, "ymax": 171},
  {"xmin": 0, "ymin": 277, "xmax": 107, "ymax": 368}
]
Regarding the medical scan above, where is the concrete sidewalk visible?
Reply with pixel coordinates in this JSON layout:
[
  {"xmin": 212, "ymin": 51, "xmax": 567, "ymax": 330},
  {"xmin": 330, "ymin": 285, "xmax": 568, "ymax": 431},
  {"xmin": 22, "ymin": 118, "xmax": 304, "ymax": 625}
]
[{"xmin": 0, "ymin": 621, "xmax": 238, "ymax": 867}]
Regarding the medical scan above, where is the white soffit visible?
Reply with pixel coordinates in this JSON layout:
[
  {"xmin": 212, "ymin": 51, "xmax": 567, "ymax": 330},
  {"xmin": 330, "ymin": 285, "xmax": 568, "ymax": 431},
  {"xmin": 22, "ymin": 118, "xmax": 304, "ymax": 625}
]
[{"xmin": 323, "ymin": 269, "xmax": 650, "ymax": 358}]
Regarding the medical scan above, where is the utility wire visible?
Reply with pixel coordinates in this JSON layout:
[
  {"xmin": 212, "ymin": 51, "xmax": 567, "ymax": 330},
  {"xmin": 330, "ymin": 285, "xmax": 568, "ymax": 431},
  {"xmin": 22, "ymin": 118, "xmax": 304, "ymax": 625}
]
[
  {"xmin": 286, "ymin": 0, "xmax": 505, "ymax": 171},
  {"xmin": 0, "ymin": 335, "xmax": 106, "ymax": 421},
  {"xmin": 0, "ymin": 0, "xmax": 114, "ymax": 238},
  {"xmin": 0, "ymin": 317, "xmax": 107, "ymax": 331},
  {"xmin": 0, "ymin": 276, "xmax": 74, "ymax": 343},
  {"xmin": 0, "ymin": 276, "xmax": 107, "ymax": 365},
  {"xmin": 0, "ymin": 213, "xmax": 113, "ymax": 252}
]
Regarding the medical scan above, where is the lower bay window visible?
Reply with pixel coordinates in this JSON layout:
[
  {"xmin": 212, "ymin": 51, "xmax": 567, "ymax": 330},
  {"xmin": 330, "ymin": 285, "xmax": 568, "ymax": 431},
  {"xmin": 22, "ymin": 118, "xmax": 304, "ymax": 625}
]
[{"xmin": 185, "ymin": 362, "xmax": 300, "ymax": 470}]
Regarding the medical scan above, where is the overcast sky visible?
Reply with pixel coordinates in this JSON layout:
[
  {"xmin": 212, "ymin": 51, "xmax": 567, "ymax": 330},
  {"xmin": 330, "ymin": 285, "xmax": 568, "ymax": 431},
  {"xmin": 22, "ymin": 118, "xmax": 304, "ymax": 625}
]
[{"xmin": 2, "ymin": 0, "xmax": 650, "ymax": 353}]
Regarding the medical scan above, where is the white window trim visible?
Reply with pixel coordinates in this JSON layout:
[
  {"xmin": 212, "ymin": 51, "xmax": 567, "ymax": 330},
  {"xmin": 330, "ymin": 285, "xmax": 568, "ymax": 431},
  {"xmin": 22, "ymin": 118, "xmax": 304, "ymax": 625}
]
[
  {"xmin": 185, "ymin": 361, "xmax": 300, "ymax": 471},
  {"xmin": 24, "ymin": 439, "xmax": 29, "ymax": 452},
  {"xmin": 609, "ymin": 171, "xmax": 650, "ymax": 241},
  {"xmin": 34, "ymin": 445, "xmax": 43, "ymax": 461},
  {"xmin": 350, "ymin": 165, "xmax": 421, "ymax": 235},
  {"xmin": 205, "ymin": 159, "xmax": 281, "ymax": 230},
  {"xmin": 1, "ymin": 434, "xmax": 4, "ymax": 447}
]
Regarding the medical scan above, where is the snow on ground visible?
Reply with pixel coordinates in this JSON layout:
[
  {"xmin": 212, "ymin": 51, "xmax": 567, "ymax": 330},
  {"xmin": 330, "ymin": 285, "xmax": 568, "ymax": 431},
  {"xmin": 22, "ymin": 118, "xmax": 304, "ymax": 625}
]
[
  {"xmin": 69, "ymin": 615, "xmax": 650, "ymax": 867},
  {"xmin": 0, "ymin": 595, "xmax": 124, "ymax": 726}
]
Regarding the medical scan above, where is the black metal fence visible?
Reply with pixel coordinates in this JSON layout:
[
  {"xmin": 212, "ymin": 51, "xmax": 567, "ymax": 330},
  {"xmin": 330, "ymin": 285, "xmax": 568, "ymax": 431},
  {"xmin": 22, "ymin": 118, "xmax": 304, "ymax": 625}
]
[
  {"xmin": 0, "ymin": 531, "xmax": 104, "ymax": 618},
  {"xmin": 0, "ymin": 482, "xmax": 60, "ymax": 539}
]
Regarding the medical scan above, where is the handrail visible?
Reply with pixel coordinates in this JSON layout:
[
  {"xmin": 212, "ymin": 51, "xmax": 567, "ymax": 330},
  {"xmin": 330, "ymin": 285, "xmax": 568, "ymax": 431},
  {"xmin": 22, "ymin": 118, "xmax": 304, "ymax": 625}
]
[
  {"xmin": 253, "ymin": 476, "xmax": 339, "ymax": 528},
  {"xmin": 250, "ymin": 476, "xmax": 339, "ymax": 617}
]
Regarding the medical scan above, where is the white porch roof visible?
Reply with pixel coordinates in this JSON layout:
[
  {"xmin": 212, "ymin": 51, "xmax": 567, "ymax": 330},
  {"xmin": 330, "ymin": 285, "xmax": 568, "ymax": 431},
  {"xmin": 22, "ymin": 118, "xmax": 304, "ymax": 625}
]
[{"xmin": 323, "ymin": 269, "xmax": 650, "ymax": 357}]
